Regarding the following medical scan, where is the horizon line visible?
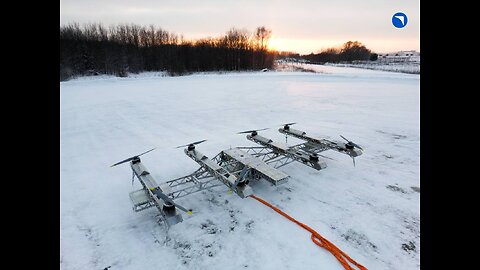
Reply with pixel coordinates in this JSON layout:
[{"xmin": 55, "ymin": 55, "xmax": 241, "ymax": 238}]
[{"xmin": 60, "ymin": 21, "xmax": 419, "ymax": 55}]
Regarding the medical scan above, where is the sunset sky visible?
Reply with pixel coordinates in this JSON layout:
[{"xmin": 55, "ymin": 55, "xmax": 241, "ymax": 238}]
[{"xmin": 60, "ymin": 0, "xmax": 419, "ymax": 54}]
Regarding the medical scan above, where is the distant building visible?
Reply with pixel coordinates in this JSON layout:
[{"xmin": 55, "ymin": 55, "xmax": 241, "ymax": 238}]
[{"xmin": 377, "ymin": 50, "xmax": 420, "ymax": 62}]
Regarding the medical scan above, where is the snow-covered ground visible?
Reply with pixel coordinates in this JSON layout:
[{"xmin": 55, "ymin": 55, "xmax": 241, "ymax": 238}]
[
  {"xmin": 325, "ymin": 62, "xmax": 420, "ymax": 74},
  {"xmin": 60, "ymin": 66, "xmax": 420, "ymax": 270}
]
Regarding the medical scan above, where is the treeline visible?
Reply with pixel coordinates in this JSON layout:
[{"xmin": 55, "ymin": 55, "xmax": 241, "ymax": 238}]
[
  {"xmin": 301, "ymin": 41, "xmax": 377, "ymax": 63},
  {"xmin": 60, "ymin": 23, "xmax": 275, "ymax": 81}
]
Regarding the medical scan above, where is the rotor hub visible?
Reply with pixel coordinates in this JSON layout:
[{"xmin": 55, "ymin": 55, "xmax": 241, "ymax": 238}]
[
  {"xmin": 131, "ymin": 156, "xmax": 141, "ymax": 164},
  {"xmin": 237, "ymin": 179, "xmax": 249, "ymax": 186},
  {"xmin": 309, "ymin": 153, "xmax": 319, "ymax": 162},
  {"xmin": 162, "ymin": 202, "xmax": 176, "ymax": 214}
]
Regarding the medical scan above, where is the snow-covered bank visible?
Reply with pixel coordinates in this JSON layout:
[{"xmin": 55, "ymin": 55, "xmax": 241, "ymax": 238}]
[
  {"xmin": 325, "ymin": 62, "xmax": 420, "ymax": 74},
  {"xmin": 61, "ymin": 67, "xmax": 419, "ymax": 270}
]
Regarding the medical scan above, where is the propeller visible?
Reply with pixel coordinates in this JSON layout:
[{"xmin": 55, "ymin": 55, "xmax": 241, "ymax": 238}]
[
  {"xmin": 237, "ymin": 128, "xmax": 269, "ymax": 135},
  {"xmin": 151, "ymin": 188, "xmax": 192, "ymax": 214},
  {"xmin": 175, "ymin": 139, "xmax": 207, "ymax": 149},
  {"xmin": 110, "ymin": 147, "xmax": 156, "ymax": 167},
  {"xmin": 340, "ymin": 135, "xmax": 363, "ymax": 150},
  {"xmin": 281, "ymin": 122, "xmax": 297, "ymax": 132}
]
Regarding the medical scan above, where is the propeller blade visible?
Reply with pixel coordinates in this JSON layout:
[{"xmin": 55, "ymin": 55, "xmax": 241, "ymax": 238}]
[
  {"xmin": 340, "ymin": 135, "xmax": 363, "ymax": 150},
  {"xmin": 175, "ymin": 144, "xmax": 188, "ymax": 149},
  {"xmin": 175, "ymin": 139, "xmax": 207, "ymax": 148},
  {"xmin": 137, "ymin": 147, "xmax": 157, "ymax": 157},
  {"xmin": 192, "ymin": 139, "xmax": 207, "ymax": 145},
  {"xmin": 317, "ymin": 153, "xmax": 335, "ymax": 161},
  {"xmin": 110, "ymin": 157, "xmax": 134, "ymax": 167},
  {"xmin": 151, "ymin": 188, "xmax": 192, "ymax": 213},
  {"xmin": 352, "ymin": 157, "xmax": 356, "ymax": 167},
  {"xmin": 237, "ymin": 128, "xmax": 269, "ymax": 134},
  {"xmin": 281, "ymin": 122, "xmax": 297, "ymax": 126},
  {"xmin": 110, "ymin": 148, "xmax": 157, "ymax": 167},
  {"xmin": 352, "ymin": 143, "xmax": 363, "ymax": 151},
  {"xmin": 172, "ymin": 202, "xmax": 191, "ymax": 214}
]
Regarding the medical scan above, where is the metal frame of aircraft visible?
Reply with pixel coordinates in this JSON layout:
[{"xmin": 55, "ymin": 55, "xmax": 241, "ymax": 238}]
[{"xmin": 111, "ymin": 123, "xmax": 363, "ymax": 228}]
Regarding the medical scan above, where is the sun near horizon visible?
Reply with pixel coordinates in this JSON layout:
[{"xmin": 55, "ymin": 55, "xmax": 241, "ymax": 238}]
[
  {"xmin": 268, "ymin": 36, "xmax": 419, "ymax": 55},
  {"xmin": 61, "ymin": 0, "xmax": 419, "ymax": 55}
]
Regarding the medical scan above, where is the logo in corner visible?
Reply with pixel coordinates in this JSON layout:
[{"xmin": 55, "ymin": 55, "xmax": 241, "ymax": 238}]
[{"xmin": 392, "ymin": 12, "xmax": 408, "ymax": 28}]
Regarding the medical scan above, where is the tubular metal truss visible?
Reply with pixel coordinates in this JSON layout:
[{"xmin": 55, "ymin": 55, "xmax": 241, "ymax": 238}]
[
  {"xmin": 296, "ymin": 142, "xmax": 331, "ymax": 154},
  {"xmin": 278, "ymin": 127, "xmax": 363, "ymax": 158},
  {"xmin": 244, "ymin": 134, "xmax": 327, "ymax": 171},
  {"xmin": 164, "ymin": 166, "xmax": 223, "ymax": 200},
  {"xmin": 236, "ymin": 146, "xmax": 296, "ymax": 169}
]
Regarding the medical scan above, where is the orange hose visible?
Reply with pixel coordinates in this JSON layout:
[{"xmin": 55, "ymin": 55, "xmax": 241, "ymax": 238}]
[{"xmin": 250, "ymin": 194, "xmax": 367, "ymax": 270}]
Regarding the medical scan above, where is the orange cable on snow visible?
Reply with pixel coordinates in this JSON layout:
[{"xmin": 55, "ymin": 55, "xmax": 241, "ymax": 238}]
[{"xmin": 249, "ymin": 194, "xmax": 367, "ymax": 270}]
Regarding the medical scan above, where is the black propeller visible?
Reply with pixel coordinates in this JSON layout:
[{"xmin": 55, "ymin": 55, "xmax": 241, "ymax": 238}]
[
  {"xmin": 237, "ymin": 128, "xmax": 269, "ymax": 136},
  {"xmin": 175, "ymin": 139, "xmax": 207, "ymax": 149},
  {"xmin": 110, "ymin": 148, "xmax": 156, "ymax": 167},
  {"xmin": 340, "ymin": 135, "xmax": 363, "ymax": 150},
  {"xmin": 280, "ymin": 122, "xmax": 297, "ymax": 130},
  {"xmin": 151, "ymin": 188, "xmax": 192, "ymax": 214}
]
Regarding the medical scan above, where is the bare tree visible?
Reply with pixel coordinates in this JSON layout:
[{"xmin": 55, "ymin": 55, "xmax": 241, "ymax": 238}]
[
  {"xmin": 254, "ymin": 26, "xmax": 272, "ymax": 51},
  {"xmin": 254, "ymin": 26, "xmax": 272, "ymax": 68}
]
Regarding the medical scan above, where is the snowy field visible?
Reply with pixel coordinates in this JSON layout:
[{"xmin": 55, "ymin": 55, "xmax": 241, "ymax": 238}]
[
  {"xmin": 325, "ymin": 62, "xmax": 420, "ymax": 74},
  {"xmin": 60, "ymin": 65, "xmax": 420, "ymax": 270}
]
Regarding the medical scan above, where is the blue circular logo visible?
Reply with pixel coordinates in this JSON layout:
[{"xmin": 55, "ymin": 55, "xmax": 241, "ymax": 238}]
[{"xmin": 392, "ymin": 12, "xmax": 408, "ymax": 28}]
